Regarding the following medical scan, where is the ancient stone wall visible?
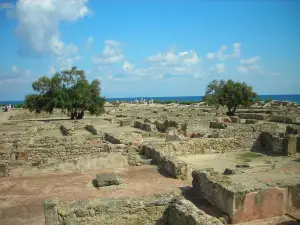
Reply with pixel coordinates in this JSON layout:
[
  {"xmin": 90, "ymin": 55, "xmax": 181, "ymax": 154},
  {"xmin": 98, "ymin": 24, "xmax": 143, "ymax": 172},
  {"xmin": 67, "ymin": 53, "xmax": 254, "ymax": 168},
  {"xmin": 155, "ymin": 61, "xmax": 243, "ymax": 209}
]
[
  {"xmin": 166, "ymin": 198, "xmax": 222, "ymax": 225},
  {"xmin": 141, "ymin": 144, "xmax": 191, "ymax": 180},
  {"xmin": 192, "ymin": 169, "xmax": 235, "ymax": 219},
  {"xmin": 238, "ymin": 113, "xmax": 268, "ymax": 120},
  {"xmin": 44, "ymin": 194, "xmax": 223, "ymax": 225},
  {"xmin": 192, "ymin": 169, "xmax": 300, "ymax": 223},
  {"xmin": 44, "ymin": 194, "xmax": 177, "ymax": 225}
]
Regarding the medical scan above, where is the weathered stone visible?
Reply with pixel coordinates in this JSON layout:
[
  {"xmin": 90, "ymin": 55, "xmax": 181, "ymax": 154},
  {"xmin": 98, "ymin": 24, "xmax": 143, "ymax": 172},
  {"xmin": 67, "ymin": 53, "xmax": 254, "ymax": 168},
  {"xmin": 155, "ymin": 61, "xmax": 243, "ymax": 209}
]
[
  {"xmin": 271, "ymin": 115, "xmax": 296, "ymax": 124},
  {"xmin": 236, "ymin": 163, "xmax": 250, "ymax": 168},
  {"xmin": 209, "ymin": 122, "xmax": 227, "ymax": 129},
  {"xmin": 95, "ymin": 173, "xmax": 121, "ymax": 187},
  {"xmin": 85, "ymin": 125, "xmax": 98, "ymax": 135},
  {"xmin": 238, "ymin": 113, "xmax": 268, "ymax": 120},
  {"xmin": 283, "ymin": 134, "xmax": 297, "ymax": 156},
  {"xmin": 167, "ymin": 198, "xmax": 222, "ymax": 225},
  {"xmin": 244, "ymin": 119, "xmax": 259, "ymax": 124},
  {"xmin": 44, "ymin": 197, "xmax": 59, "ymax": 225},
  {"xmin": 60, "ymin": 124, "xmax": 74, "ymax": 136},
  {"xmin": 223, "ymin": 168, "xmax": 237, "ymax": 175},
  {"xmin": 165, "ymin": 134, "xmax": 184, "ymax": 142}
]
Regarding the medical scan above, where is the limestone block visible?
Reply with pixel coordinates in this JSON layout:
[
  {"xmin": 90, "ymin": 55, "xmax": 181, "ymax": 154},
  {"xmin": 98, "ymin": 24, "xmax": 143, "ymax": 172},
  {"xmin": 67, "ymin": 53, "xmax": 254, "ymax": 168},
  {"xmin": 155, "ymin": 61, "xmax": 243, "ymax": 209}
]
[
  {"xmin": 95, "ymin": 173, "xmax": 121, "ymax": 187},
  {"xmin": 209, "ymin": 122, "xmax": 227, "ymax": 129},
  {"xmin": 60, "ymin": 124, "xmax": 74, "ymax": 136},
  {"xmin": 167, "ymin": 198, "xmax": 222, "ymax": 225},
  {"xmin": 238, "ymin": 113, "xmax": 268, "ymax": 120},
  {"xmin": 85, "ymin": 125, "xmax": 98, "ymax": 135},
  {"xmin": 244, "ymin": 119, "xmax": 259, "ymax": 124},
  {"xmin": 283, "ymin": 134, "xmax": 297, "ymax": 156},
  {"xmin": 44, "ymin": 197, "xmax": 59, "ymax": 225},
  {"xmin": 271, "ymin": 115, "xmax": 296, "ymax": 124},
  {"xmin": 119, "ymin": 119, "xmax": 133, "ymax": 127}
]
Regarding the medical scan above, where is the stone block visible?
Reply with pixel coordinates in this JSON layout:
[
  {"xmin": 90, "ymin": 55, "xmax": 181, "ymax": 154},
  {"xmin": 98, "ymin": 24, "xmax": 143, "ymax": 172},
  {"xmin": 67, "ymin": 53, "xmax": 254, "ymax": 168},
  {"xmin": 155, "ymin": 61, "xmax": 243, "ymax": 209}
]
[
  {"xmin": 95, "ymin": 173, "xmax": 121, "ymax": 187},
  {"xmin": 244, "ymin": 119, "xmax": 259, "ymax": 124},
  {"xmin": 0, "ymin": 163, "xmax": 8, "ymax": 177},
  {"xmin": 271, "ymin": 115, "xmax": 296, "ymax": 124},
  {"xmin": 283, "ymin": 134, "xmax": 297, "ymax": 156},
  {"xmin": 85, "ymin": 125, "xmax": 98, "ymax": 135},
  {"xmin": 167, "ymin": 198, "xmax": 222, "ymax": 225},
  {"xmin": 230, "ymin": 116, "xmax": 241, "ymax": 123},
  {"xmin": 238, "ymin": 113, "xmax": 268, "ymax": 120},
  {"xmin": 60, "ymin": 124, "xmax": 74, "ymax": 136},
  {"xmin": 119, "ymin": 119, "xmax": 132, "ymax": 127},
  {"xmin": 209, "ymin": 122, "xmax": 227, "ymax": 129},
  {"xmin": 44, "ymin": 197, "xmax": 59, "ymax": 225},
  {"xmin": 165, "ymin": 134, "xmax": 184, "ymax": 142}
]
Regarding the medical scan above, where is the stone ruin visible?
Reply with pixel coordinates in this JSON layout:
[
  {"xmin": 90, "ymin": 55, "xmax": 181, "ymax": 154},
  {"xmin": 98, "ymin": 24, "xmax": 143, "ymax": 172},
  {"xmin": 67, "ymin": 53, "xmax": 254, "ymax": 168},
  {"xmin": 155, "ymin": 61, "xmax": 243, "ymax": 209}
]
[{"xmin": 0, "ymin": 102, "xmax": 300, "ymax": 225}]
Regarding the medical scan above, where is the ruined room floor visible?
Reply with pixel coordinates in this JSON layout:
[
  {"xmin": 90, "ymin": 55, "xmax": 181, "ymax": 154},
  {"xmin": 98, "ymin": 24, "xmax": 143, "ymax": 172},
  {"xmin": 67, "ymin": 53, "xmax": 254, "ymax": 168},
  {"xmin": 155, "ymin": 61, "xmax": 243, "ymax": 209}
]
[{"xmin": 0, "ymin": 165, "xmax": 188, "ymax": 225}]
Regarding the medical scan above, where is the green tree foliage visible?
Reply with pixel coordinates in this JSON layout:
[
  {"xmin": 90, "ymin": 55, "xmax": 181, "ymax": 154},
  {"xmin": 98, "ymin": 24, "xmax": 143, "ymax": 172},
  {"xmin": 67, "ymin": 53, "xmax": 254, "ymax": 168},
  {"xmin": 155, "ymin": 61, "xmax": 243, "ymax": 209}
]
[
  {"xmin": 203, "ymin": 79, "xmax": 257, "ymax": 115},
  {"xmin": 24, "ymin": 67, "xmax": 105, "ymax": 119}
]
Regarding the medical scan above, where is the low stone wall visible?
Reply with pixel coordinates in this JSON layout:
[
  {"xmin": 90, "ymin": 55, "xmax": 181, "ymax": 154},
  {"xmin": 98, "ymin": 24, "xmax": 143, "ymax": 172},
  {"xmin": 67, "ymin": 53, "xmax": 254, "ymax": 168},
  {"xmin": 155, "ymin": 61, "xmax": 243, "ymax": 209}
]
[
  {"xmin": 45, "ymin": 194, "xmax": 222, "ymax": 225},
  {"xmin": 192, "ymin": 169, "xmax": 235, "ymax": 219},
  {"xmin": 160, "ymin": 138, "xmax": 250, "ymax": 155},
  {"xmin": 140, "ymin": 144, "xmax": 191, "ymax": 180},
  {"xmin": 166, "ymin": 198, "xmax": 222, "ymax": 225},
  {"xmin": 192, "ymin": 169, "xmax": 300, "ymax": 223},
  {"xmin": 105, "ymin": 132, "xmax": 143, "ymax": 145},
  {"xmin": 259, "ymin": 132, "xmax": 297, "ymax": 155},
  {"xmin": 270, "ymin": 115, "xmax": 296, "ymax": 124},
  {"xmin": 134, "ymin": 120, "xmax": 156, "ymax": 131},
  {"xmin": 209, "ymin": 122, "xmax": 227, "ymax": 129},
  {"xmin": 44, "ymin": 194, "xmax": 177, "ymax": 225},
  {"xmin": 238, "ymin": 113, "xmax": 268, "ymax": 120}
]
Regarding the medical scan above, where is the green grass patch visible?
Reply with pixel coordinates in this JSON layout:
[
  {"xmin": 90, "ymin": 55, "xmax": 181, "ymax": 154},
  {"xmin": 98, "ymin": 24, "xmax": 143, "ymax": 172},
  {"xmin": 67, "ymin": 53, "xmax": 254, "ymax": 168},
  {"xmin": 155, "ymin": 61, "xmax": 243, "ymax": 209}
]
[
  {"xmin": 240, "ymin": 152, "xmax": 262, "ymax": 158},
  {"xmin": 236, "ymin": 152, "xmax": 262, "ymax": 162}
]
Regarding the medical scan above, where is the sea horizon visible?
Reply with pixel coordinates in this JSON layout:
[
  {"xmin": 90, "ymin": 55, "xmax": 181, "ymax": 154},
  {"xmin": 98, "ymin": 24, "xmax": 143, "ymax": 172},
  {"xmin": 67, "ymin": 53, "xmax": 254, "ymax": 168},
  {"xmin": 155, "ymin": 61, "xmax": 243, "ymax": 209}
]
[{"xmin": 1, "ymin": 94, "xmax": 300, "ymax": 105}]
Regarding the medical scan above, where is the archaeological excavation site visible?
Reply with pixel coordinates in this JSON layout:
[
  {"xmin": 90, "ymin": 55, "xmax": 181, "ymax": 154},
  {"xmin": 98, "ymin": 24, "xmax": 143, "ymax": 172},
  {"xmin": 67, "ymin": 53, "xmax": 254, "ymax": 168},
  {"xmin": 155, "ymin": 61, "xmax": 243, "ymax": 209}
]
[{"xmin": 0, "ymin": 100, "xmax": 300, "ymax": 225}]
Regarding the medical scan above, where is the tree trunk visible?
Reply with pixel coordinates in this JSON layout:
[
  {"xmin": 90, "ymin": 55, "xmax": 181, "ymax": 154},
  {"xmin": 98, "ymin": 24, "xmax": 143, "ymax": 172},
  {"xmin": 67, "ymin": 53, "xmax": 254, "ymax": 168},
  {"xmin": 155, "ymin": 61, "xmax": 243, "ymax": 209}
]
[
  {"xmin": 226, "ymin": 105, "xmax": 237, "ymax": 116},
  {"xmin": 70, "ymin": 111, "xmax": 75, "ymax": 120},
  {"xmin": 76, "ymin": 111, "xmax": 84, "ymax": 120}
]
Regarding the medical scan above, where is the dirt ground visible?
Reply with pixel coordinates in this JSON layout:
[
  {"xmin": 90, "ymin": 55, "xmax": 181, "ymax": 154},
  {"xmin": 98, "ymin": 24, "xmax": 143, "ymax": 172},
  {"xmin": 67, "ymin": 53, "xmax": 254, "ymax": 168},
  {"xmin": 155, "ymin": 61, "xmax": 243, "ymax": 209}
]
[
  {"xmin": 0, "ymin": 165, "xmax": 188, "ymax": 225},
  {"xmin": 179, "ymin": 152, "xmax": 300, "ymax": 189}
]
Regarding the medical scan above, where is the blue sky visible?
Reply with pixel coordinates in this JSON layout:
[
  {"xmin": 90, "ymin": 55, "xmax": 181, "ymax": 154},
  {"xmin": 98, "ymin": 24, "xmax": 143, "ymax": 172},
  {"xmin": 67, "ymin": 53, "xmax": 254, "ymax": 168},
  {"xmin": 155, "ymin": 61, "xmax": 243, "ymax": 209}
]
[{"xmin": 0, "ymin": 0, "xmax": 299, "ymax": 101}]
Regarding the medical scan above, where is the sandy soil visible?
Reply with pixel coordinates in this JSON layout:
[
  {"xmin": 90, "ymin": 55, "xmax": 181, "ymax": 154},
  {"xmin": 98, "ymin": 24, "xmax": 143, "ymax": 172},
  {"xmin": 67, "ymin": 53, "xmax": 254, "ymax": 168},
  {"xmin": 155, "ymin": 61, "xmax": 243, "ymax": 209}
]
[{"xmin": 0, "ymin": 165, "xmax": 188, "ymax": 225}]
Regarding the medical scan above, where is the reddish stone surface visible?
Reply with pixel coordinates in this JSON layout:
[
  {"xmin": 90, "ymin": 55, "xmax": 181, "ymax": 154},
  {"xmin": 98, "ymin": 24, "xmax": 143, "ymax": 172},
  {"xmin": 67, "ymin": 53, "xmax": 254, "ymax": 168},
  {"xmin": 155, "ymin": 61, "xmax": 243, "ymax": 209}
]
[
  {"xmin": 16, "ymin": 152, "xmax": 26, "ymax": 160},
  {"xmin": 233, "ymin": 187, "xmax": 289, "ymax": 223},
  {"xmin": 0, "ymin": 165, "xmax": 188, "ymax": 225}
]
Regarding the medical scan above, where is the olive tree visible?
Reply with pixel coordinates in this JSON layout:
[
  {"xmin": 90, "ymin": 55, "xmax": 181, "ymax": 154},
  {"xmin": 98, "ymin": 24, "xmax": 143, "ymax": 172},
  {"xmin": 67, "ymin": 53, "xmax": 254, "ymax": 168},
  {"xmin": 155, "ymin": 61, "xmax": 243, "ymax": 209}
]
[
  {"xmin": 203, "ymin": 79, "xmax": 257, "ymax": 115},
  {"xmin": 24, "ymin": 67, "xmax": 105, "ymax": 119}
]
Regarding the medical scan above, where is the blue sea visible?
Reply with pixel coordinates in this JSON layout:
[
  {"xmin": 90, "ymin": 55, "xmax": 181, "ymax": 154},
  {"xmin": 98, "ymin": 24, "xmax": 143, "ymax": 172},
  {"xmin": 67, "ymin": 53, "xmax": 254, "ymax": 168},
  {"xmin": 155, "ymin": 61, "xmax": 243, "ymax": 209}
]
[{"xmin": 1, "ymin": 95, "xmax": 300, "ymax": 105}]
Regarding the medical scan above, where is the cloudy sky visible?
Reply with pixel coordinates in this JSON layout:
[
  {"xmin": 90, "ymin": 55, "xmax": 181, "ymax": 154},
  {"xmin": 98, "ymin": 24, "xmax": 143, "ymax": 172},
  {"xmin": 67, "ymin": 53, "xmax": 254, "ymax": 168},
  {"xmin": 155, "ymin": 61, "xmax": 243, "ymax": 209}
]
[{"xmin": 0, "ymin": 0, "xmax": 299, "ymax": 100}]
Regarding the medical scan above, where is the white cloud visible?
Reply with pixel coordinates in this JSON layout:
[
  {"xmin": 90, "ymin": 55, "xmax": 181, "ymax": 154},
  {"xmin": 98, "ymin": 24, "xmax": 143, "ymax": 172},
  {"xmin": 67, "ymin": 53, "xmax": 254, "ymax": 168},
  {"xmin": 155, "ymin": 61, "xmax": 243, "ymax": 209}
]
[
  {"xmin": 9, "ymin": 0, "xmax": 89, "ymax": 56},
  {"xmin": 55, "ymin": 55, "xmax": 83, "ymax": 71},
  {"xmin": 93, "ymin": 40, "xmax": 124, "ymax": 64},
  {"xmin": 49, "ymin": 66, "xmax": 56, "ymax": 74},
  {"xmin": 236, "ymin": 55, "xmax": 262, "ymax": 74},
  {"xmin": 122, "ymin": 61, "xmax": 134, "ymax": 72},
  {"xmin": 206, "ymin": 53, "xmax": 215, "ymax": 60},
  {"xmin": 118, "ymin": 48, "xmax": 202, "ymax": 79},
  {"xmin": 206, "ymin": 43, "xmax": 241, "ymax": 60},
  {"xmin": 0, "ymin": 66, "xmax": 32, "ymax": 87},
  {"xmin": 86, "ymin": 36, "xmax": 94, "ymax": 50},
  {"xmin": 236, "ymin": 66, "xmax": 249, "ymax": 74},
  {"xmin": 240, "ymin": 56, "xmax": 260, "ymax": 65},
  {"xmin": 210, "ymin": 63, "xmax": 226, "ymax": 74},
  {"xmin": 11, "ymin": 65, "xmax": 19, "ymax": 72}
]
